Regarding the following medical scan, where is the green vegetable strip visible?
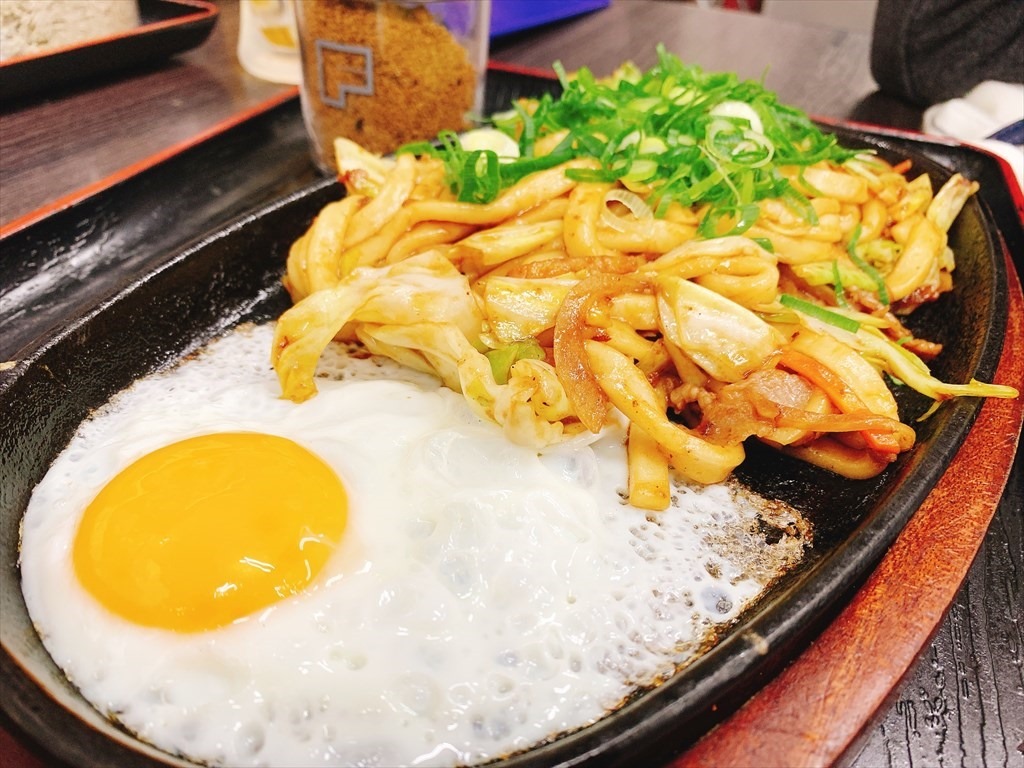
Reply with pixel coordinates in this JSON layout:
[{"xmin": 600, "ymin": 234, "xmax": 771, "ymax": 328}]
[
  {"xmin": 485, "ymin": 340, "xmax": 547, "ymax": 385},
  {"xmin": 831, "ymin": 260, "xmax": 848, "ymax": 307},
  {"xmin": 779, "ymin": 293, "xmax": 861, "ymax": 333},
  {"xmin": 846, "ymin": 223, "xmax": 891, "ymax": 305},
  {"xmin": 399, "ymin": 45, "xmax": 860, "ymax": 229}
]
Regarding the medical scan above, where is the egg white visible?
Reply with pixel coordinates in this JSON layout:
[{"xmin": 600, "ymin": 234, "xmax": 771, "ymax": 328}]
[{"xmin": 20, "ymin": 322, "xmax": 808, "ymax": 767}]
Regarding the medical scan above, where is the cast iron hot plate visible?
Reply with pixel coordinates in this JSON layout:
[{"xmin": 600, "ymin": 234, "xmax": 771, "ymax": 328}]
[{"xmin": 0, "ymin": 84, "xmax": 1016, "ymax": 767}]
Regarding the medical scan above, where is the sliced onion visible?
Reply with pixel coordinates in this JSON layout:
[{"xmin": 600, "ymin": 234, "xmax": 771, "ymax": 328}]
[
  {"xmin": 458, "ymin": 128, "xmax": 521, "ymax": 162},
  {"xmin": 553, "ymin": 273, "xmax": 647, "ymax": 433},
  {"xmin": 601, "ymin": 188, "xmax": 654, "ymax": 232},
  {"xmin": 710, "ymin": 100, "xmax": 764, "ymax": 134}
]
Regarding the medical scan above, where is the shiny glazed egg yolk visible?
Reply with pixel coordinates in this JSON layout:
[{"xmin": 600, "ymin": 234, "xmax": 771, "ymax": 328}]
[{"xmin": 72, "ymin": 432, "xmax": 347, "ymax": 633}]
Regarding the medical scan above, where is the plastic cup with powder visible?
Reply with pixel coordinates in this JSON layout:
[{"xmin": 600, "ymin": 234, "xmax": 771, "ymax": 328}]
[{"xmin": 295, "ymin": 0, "xmax": 491, "ymax": 171}]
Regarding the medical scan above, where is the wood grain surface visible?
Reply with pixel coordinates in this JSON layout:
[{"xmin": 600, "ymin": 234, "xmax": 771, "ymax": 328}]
[
  {"xmin": 0, "ymin": 0, "xmax": 284, "ymax": 228},
  {"xmin": 492, "ymin": 1, "xmax": 875, "ymax": 117},
  {"xmin": 1, "ymin": 1, "xmax": 1021, "ymax": 766}
]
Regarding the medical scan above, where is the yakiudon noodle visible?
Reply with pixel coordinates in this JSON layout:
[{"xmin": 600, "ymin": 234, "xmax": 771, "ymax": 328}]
[{"xmin": 272, "ymin": 49, "xmax": 1018, "ymax": 511}]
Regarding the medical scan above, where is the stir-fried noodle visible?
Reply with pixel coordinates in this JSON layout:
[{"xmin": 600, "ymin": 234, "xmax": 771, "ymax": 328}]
[{"xmin": 272, "ymin": 50, "xmax": 1017, "ymax": 510}]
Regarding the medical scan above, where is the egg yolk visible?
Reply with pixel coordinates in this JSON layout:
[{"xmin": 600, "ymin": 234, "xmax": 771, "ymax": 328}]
[{"xmin": 72, "ymin": 432, "xmax": 347, "ymax": 632}]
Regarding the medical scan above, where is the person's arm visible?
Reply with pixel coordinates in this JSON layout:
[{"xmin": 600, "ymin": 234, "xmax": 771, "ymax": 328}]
[{"xmin": 871, "ymin": 0, "xmax": 1024, "ymax": 107}]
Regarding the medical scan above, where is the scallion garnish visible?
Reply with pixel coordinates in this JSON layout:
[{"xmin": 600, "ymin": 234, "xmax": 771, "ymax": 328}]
[
  {"xmin": 846, "ymin": 223, "xmax": 891, "ymax": 305},
  {"xmin": 831, "ymin": 259, "xmax": 848, "ymax": 307},
  {"xmin": 398, "ymin": 45, "xmax": 860, "ymax": 231},
  {"xmin": 779, "ymin": 293, "xmax": 861, "ymax": 333}
]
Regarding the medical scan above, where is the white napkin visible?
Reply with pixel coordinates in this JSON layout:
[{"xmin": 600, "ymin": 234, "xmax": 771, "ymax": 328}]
[{"xmin": 922, "ymin": 80, "xmax": 1024, "ymax": 193}]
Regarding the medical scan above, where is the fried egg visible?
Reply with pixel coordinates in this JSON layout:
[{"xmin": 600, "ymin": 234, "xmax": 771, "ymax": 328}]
[{"xmin": 20, "ymin": 322, "xmax": 808, "ymax": 767}]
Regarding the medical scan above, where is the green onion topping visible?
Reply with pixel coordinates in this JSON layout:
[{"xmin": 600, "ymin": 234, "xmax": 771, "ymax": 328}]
[
  {"xmin": 779, "ymin": 293, "xmax": 861, "ymax": 333},
  {"xmin": 831, "ymin": 259, "xmax": 848, "ymax": 307},
  {"xmin": 399, "ymin": 45, "xmax": 860, "ymax": 233},
  {"xmin": 846, "ymin": 223, "xmax": 891, "ymax": 305}
]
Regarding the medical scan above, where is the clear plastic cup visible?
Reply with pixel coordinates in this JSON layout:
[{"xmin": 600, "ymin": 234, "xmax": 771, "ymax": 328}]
[{"xmin": 294, "ymin": 0, "xmax": 491, "ymax": 172}]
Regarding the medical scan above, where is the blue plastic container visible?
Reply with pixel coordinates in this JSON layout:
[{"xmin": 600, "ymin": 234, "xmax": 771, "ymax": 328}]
[{"xmin": 489, "ymin": 0, "xmax": 610, "ymax": 38}]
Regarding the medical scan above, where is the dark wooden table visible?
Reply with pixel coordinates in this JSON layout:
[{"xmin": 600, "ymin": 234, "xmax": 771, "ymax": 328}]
[{"xmin": 2, "ymin": 1, "xmax": 1020, "ymax": 766}]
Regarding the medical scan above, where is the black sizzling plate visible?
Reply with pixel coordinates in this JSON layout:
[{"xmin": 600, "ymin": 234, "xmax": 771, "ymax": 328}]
[
  {"xmin": 0, "ymin": 86, "xmax": 1013, "ymax": 767},
  {"xmin": 0, "ymin": 0, "xmax": 218, "ymax": 102}
]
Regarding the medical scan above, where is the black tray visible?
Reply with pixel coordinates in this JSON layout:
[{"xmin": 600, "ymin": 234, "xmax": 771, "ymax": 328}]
[
  {"xmin": 0, "ymin": 71, "xmax": 1018, "ymax": 768},
  {"xmin": 0, "ymin": 0, "xmax": 218, "ymax": 102}
]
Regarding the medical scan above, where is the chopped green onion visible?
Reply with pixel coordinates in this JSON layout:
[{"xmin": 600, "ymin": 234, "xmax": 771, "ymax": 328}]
[
  {"xmin": 400, "ymin": 44, "xmax": 859, "ymax": 226},
  {"xmin": 697, "ymin": 202, "xmax": 760, "ymax": 237},
  {"xmin": 779, "ymin": 293, "xmax": 861, "ymax": 333},
  {"xmin": 459, "ymin": 150, "xmax": 501, "ymax": 204},
  {"xmin": 565, "ymin": 166, "xmax": 622, "ymax": 184},
  {"xmin": 846, "ymin": 223, "xmax": 891, "ymax": 305},
  {"xmin": 831, "ymin": 259, "xmax": 848, "ymax": 307}
]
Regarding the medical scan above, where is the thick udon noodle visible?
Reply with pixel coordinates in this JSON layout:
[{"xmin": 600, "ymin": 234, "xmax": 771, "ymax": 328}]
[{"xmin": 271, "ymin": 134, "xmax": 1016, "ymax": 511}]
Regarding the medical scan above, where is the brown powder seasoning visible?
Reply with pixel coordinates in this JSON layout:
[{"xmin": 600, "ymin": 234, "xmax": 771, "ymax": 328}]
[{"xmin": 296, "ymin": 0, "xmax": 483, "ymax": 166}]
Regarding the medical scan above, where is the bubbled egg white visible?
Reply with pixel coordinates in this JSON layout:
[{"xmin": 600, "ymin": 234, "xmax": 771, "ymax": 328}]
[{"xmin": 20, "ymin": 322, "xmax": 808, "ymax": 767}]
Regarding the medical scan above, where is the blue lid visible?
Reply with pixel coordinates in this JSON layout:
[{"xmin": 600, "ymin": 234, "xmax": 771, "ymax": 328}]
[{"xmin": 490, "ymin": 0, "xmax": 610, "ymax": 38}]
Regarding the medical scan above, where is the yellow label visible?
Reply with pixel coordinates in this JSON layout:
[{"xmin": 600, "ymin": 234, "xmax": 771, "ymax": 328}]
[{"xmin": 260, "ymin": 25, "xmax": 297, "ymax": 49}]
